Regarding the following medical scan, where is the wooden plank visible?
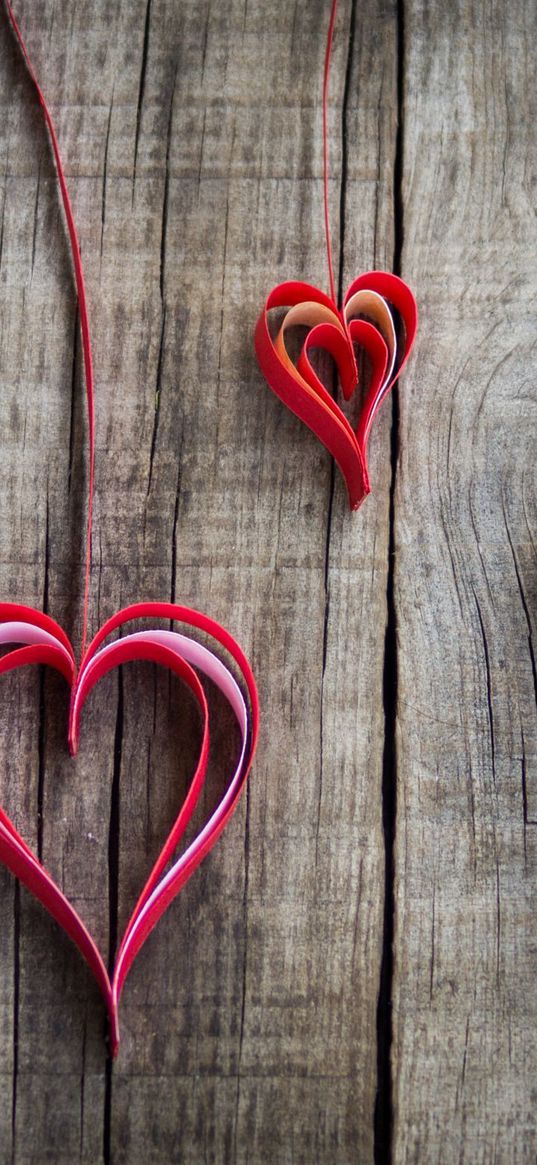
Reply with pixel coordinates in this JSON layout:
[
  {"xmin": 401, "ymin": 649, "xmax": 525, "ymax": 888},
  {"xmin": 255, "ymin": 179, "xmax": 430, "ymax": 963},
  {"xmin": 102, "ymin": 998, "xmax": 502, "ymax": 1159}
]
[
  {"xmin": 105, "ymin": 0, "xmax": 398, "ymax": 1158},
  {"xmin": 0, "ymin": 1, "xmax": 401, "ymax": 1161},
  {"xmin": 393, "ymin": 0, "xmax": 537, "ymax": 1160}
]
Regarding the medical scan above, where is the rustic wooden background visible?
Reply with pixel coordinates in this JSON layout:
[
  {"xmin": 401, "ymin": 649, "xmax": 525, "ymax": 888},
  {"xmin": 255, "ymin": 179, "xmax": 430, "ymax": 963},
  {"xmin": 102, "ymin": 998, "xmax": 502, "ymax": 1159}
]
[{"xmin": 0, "ymin": 0, "xmax": 535, "ymax": 1162}]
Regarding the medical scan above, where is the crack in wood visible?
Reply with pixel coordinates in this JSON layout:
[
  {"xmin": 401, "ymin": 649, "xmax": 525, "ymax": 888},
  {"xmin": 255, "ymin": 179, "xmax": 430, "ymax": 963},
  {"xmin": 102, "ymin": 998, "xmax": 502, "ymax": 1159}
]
[
  {"xmin": 472, "ymin": 586, "xmax": 497, "ymax": 788},
  {"xmin": 147, "ymin": 305, "xmax": 167, "ymax": 497},
  {"xmin": 37, "ymin": 489, "xmax": 50, "ymax": 863},
  {"xmin": 316, "ymin": 512, "xmax": 332, "ymax": 862},
  {"xmin": 11, "ymin": 881, "xmax": 20, "ymax": 1165},
  {"xmin": 103, "ymin": 1051, "xmax": 113, "ymax": 1165},
  {"xmin": 132, "ymin": 0, "xmax": 153, "ymax": 201},
  {"xmin": 374, "ymin": 384, "xmax": 398, "ymax": 1165},
  {"xmin": 30, "ymin": 158, "xmax": 40, "ymax": 279},
  {"xmin": 100, "ymin": 89, "xmax": 114, "ymax": 262},
  {"xmin": 79, "ymin": 1008, "xmax": 88, "ymax": 1160},
  {"xmin": 200, "ymin": 2, "xmax": 211, "ymax": 83},
  {"xmin": 103, "ymin": 667, "xmax": 124, "ymax": 1156},
  {"xmin": 160, "ymin": 66, "xmax": 177, "ymax": 301},
  {"xmin": 109, "ymin": 668, "xmax": 123, "ymax": 973},
  {"xmin": 317, "ymin": 0, "xmax": 356, "ymax": 868},
  {"xmin": 68, "ymin": 306, "xmax": 80, "ymax": 496},
  {"xmin": 503, "ymin": 502, "xmax": 537, "ymax": 715},
  {"xmin": 170, "ymin": 455, "xmax": 182, "ymax": 607},
  {"xmin": 0, "ymin": 191, "xmax": 6, "ymax": 268},
  {"xmin": 374, "ymin": 0, "xmax": 405, "ymax": 1160},
  {"xmin": 232, "ymin": 779, "xmax": 251, "ymax": 1156}
]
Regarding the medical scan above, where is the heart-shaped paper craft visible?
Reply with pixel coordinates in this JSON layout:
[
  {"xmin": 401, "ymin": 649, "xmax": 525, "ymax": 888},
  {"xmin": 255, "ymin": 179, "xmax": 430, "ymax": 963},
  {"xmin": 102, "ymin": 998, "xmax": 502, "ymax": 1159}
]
[
  {"xmin": 255, "ymin": 272, "xmax": 418, "ymax": 510},
  {"xmin": 0, "ymin": 601, "xmax": 258, "ymax": 1057}
]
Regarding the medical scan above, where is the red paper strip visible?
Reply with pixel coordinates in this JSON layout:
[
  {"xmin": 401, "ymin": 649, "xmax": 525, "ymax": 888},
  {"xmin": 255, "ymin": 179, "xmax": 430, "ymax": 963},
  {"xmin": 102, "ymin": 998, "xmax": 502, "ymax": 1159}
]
[
  {"xmin": 1, "ymin": 5, "xmax": 259, "ymax": 1056},
  {"xmin": 255, "ymin": 0, "xmax": 418, "ymax": 510},
  {"xmin": 0, "ymin": 603, "xmax": 258, "ymax": 1058}
]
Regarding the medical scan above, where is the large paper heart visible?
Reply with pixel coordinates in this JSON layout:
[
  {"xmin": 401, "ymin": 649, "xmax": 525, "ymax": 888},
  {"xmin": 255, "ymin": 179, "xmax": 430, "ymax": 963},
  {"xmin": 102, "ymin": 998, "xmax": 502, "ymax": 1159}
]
[
  {"xmin": 0, "ymin": 601, "xmax": 258, "ymax": 1056},
  {"xmin": 255, "ymin": 272, "xmax": 418, "ymax": 510}
]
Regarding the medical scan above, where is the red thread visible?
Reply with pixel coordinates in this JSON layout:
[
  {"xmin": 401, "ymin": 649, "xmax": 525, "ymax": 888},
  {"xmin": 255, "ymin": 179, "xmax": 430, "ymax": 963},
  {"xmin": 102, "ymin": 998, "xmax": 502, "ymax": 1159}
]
[
  {"xmin": 323, "ymin": 0, "xmax": 338, "ymax": 304},
  {"xmin": 5, "ymin": 0, "xmax": 94, "ymax": 659}
]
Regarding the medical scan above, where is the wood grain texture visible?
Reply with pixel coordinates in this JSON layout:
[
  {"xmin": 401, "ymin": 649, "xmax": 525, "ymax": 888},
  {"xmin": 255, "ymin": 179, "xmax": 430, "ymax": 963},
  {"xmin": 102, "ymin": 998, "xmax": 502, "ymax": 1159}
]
[
  {"xmin": 0, "ymin": 1, "xmax": 399, "ymax": 1162},
  {"xmin": 393, "ymin": 0, "xmax": 537, "ymax": 1161},
  {"xmin": 0, "ymin": 0, "xmax": 535, "ymax": 1162}
]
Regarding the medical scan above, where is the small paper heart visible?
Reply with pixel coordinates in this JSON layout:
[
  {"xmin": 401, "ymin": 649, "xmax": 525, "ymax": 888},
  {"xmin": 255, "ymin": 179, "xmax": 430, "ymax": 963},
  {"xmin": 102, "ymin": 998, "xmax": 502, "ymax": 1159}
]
[{"xmin": 255, "ymin": 272, "xmax": 417, "ymax": 509}]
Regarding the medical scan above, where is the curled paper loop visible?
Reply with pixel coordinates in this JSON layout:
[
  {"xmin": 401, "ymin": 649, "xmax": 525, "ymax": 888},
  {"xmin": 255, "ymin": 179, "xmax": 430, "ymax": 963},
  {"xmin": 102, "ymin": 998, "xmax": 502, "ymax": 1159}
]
[
  {"xmin": 255, "ymin": 272, "xmax": 418, "ymax": 510},
  {"xmin": 0, "ymin": 602, "xmax": 259, "ymax": 1057}
]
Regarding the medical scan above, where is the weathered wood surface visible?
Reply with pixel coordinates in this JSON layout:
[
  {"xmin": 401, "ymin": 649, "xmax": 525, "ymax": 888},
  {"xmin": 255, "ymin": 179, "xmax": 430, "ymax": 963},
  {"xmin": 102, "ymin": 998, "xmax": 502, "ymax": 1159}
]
[
  {"xmin": 0, "ymin": 0, "xmax": 534, "ymax": 1162},
  {"xmin": 392, "ymin": 1, "xmax": 537, "ymax": 1161}
]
